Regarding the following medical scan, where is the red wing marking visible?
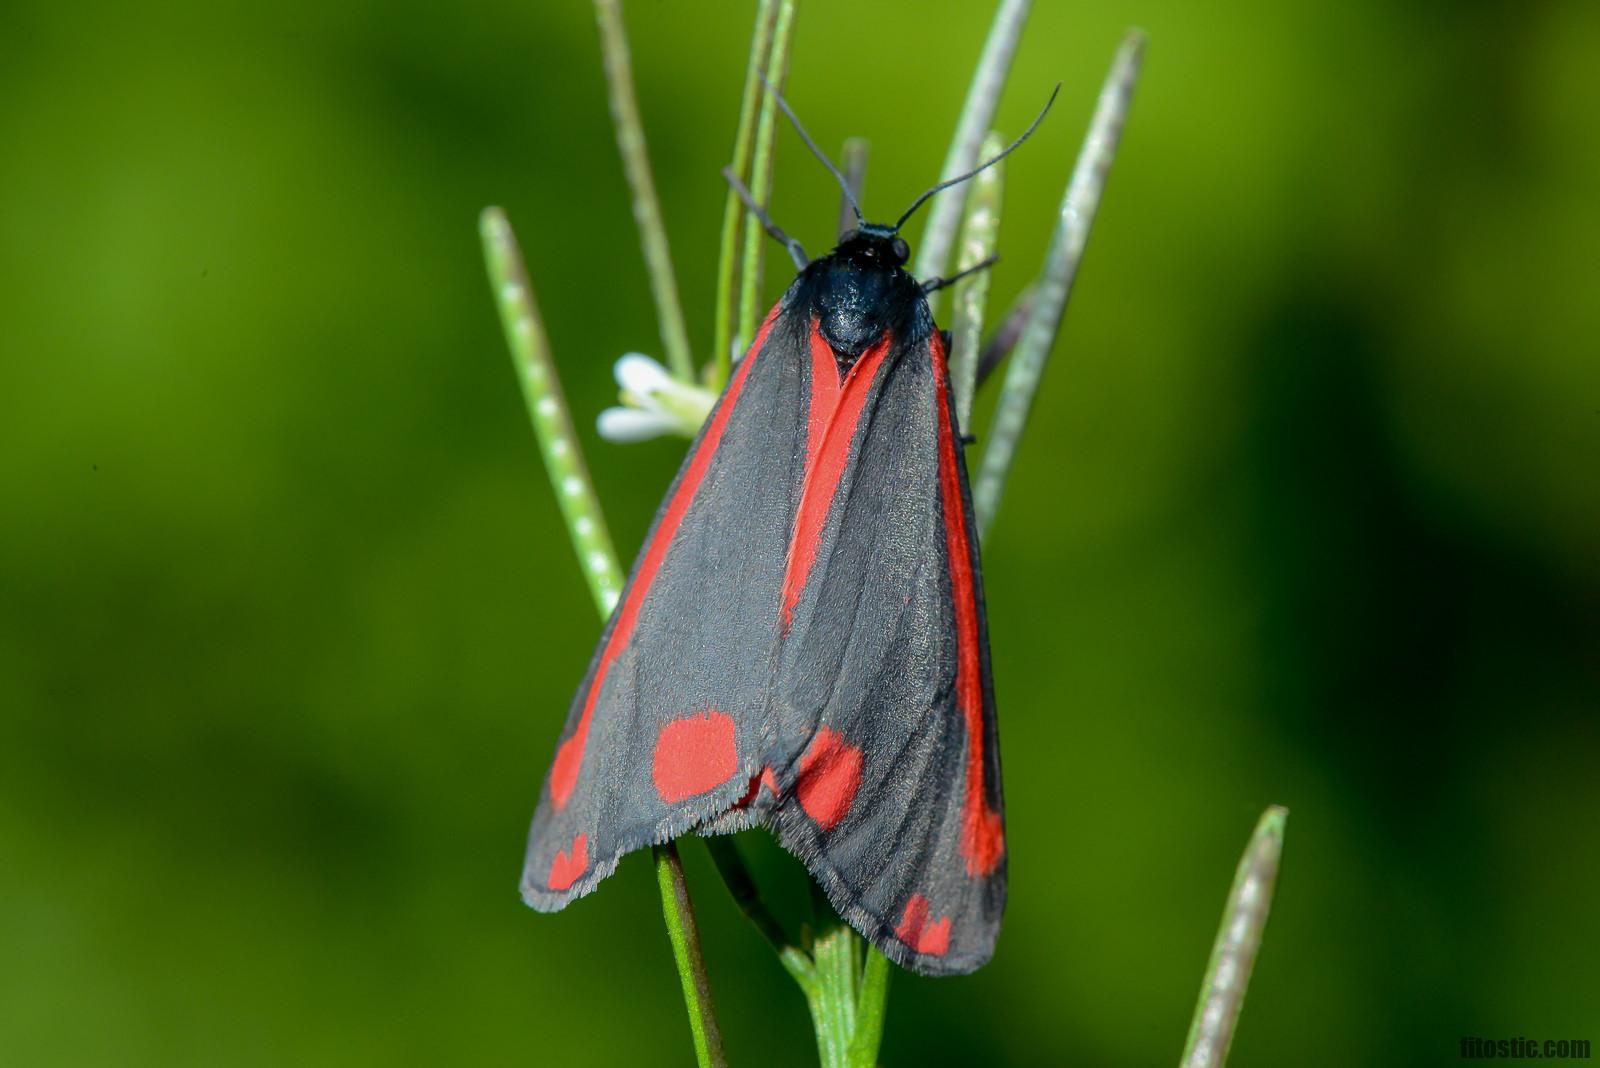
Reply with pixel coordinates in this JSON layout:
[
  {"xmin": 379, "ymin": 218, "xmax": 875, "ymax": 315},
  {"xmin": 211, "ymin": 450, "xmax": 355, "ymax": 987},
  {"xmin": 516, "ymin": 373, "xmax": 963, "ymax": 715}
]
[
  {"xmin": 802, "ymin": 324, "xmax": 842, "ymax": 473},
  {"xmin": 895, "ymin": 894, "xmax": 952, "ymax": 956},
  {"xmin": 547, "ymin": 308, "xmax": 781, "ymax": 808},
  {"xmin": 547, "ymin": 832, "xmax": 589, "ymax": 891},
  {"xmin": 734, "ymin": 766, "xmax": 779, "ymax": 808},
  {"xmin": 931, "ymin": 331, "xmax": 1005, "ymax": 877},
  {"xmin": 794, "ymin": 726, "xmax": 863, "ymax": 831},
  {"xmin": 780, "ymin": 324, "xmax": 892, "ymax": 630},
  {"xmin": 651, "ymin": 710, "xmax": 739, "ymax": 803}
]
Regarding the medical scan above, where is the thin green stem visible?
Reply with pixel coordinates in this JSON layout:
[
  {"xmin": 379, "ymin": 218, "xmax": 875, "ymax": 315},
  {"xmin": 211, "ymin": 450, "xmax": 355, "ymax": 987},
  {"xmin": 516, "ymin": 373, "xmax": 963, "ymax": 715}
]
[
  {"xmin": 655, "ymin": 843, "xmax": 730, "ymax": 1068},
  {"xmin": 847, "ymin": 947, "xmax": 891, "ymax": 1068},
  {"xmin": 799, "ymin": 884, "xmax": 890, "ymax": 1068},
  {"xmin": 837, "ymin": 136, "xmax": 869, "ymax": 239},
  {"xmin": 1181, "ymin": 806, "xmax": 1289, "ymax": 1068},
  {"xmin": 705, "ymin": 834, "xmax": 891, "ymax": 1066},
  {"xmin": 482, "ymin": 207, "xmax": 724, "ymax": 1064},
  {"xmin": 972, "ymin": 29, "xmax": 1145, "ymax": 537},
  {"xmin": 913, "ymin": 0, "xmax": 1031, "ymax": 314},
  {"xmin": 974, "ymin": 282, "xmax": 1034, "ymax": 387},
  {"xmin": 593, "ymin": 0, "xmax": 695, "ymax": 381},
  {"xmin": 712, "ymin": 0, "xmax": 780, "ymax": 390},
  {"xmin": 948, "ymin": 130, "xmax": 1005, "ymax": 430},
  {"xmin": 480, "ymin": 208, "xmax": 624, "ymax": 616},
  {"xmin": 808, "ymin": 920, "xmax": 859, "ymax": 1068},
  {"xmin": 734, "ymin": 0, "xmax": 797, "ymax": 354},
  {"xmin": 703, "ymin": 836, "xmax": 817, "ymax": 987}
]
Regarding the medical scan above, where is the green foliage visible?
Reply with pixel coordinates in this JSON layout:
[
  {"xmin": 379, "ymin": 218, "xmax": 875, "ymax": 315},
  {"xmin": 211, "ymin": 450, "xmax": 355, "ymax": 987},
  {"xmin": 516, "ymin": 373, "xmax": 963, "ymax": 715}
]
[{"xmin": 2, "ymin": 1, "xmax": 1597, "ymax": 1065}]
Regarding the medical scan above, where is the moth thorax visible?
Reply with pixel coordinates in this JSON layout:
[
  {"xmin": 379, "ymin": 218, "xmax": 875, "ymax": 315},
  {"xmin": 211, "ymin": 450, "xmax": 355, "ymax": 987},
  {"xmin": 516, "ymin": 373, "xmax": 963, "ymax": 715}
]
[{"xmin": 816, "ymin": 265, "xmax": 910, "ymax": 363}]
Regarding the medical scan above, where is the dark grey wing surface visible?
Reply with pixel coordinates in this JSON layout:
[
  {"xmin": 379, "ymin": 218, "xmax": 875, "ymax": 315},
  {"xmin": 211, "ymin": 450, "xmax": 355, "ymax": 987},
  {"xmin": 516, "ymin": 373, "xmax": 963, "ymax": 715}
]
[
  {"xmin": 763, "ymin": 326, "xmax": 1006, "ymax": 976},
  {"xmin": 522, "ymin": 307, "xmax": 817, "ymax": 908}
]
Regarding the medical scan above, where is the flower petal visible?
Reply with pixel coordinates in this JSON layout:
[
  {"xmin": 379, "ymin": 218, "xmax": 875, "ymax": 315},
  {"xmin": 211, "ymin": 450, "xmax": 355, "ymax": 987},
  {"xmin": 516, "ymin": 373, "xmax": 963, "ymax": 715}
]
[
  {"xmin": 596, "ymin": 406, "xmax": 677, "ymax": 443},
  {"xmin": 613, "ymin": 353, "xmax": 672, "ymax": 398}
]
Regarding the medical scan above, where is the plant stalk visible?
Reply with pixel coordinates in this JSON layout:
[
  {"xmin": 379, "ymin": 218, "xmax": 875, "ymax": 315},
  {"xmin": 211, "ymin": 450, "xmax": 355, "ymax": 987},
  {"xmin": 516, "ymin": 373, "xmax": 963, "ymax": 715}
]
[
  {"xmin": 913, "ymin": 0, "xmax": 1032, "ymax": 312},
  {"xmin": 480, "ymin": 208, "xmax": 625, "ymax": 616},
  {"xmin": 948, "ymin": 130, "xmax": 1005, "ymax": 430},
  {"xmin": 656, "ymin": 842, "xmax": 730, "ymax": 1068},
  {"xmin": 972, "ymin": 29, "xmax": 1145, "ymax": 536},
  {"xmin": 712, "ymin": 0, "xmax": 781, "ymax": 389},
  {"xmin": 593, "ymin": 0, "xmax": 696, "ymax": 381},
  {"xmin": 847, "ymin": 948, "xmax": 892, "ymax": 1068},
  {"xmin": 734, "ymin": 0, "xmax": 798, "ymax": 355},
  {"xmin": 704, "ymin": 836, "xmax": 817, "ymax": 986},
  {"xmin": 837, "ymin": 136, "xmax": 869, "ymax": 239},
  {"xmin": 1181, "ymin": 806, "xmax": 1289, "ymax": 1068}
]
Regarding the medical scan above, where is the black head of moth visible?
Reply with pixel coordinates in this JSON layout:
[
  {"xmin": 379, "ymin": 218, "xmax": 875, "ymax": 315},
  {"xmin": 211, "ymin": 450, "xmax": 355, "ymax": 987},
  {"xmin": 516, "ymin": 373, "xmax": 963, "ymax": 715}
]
[
  {"xmin": 799, "ymin": 226, "xmax": 920, "ymax": 364},
  {"xmin": 521, "ymin": 86, "xmax": 1057, "ymax": 976}
]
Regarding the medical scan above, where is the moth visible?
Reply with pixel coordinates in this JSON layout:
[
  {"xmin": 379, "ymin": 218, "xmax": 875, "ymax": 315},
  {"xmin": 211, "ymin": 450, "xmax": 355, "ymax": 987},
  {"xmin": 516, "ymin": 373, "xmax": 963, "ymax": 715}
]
[{"xmin": 523, "ymin": 89, "xmax": 1055, "ymax": 975}]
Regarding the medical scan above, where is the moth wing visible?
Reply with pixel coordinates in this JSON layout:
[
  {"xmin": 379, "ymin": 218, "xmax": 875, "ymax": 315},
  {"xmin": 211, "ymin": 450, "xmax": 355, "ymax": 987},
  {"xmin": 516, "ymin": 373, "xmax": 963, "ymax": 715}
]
[
  {"xmin": 767, "ymin": 326, "xmax": 1006, "ymax": 976},
  {"xmin": 522, "ymin": 308, "xmax": 818, "ymax": 908}
]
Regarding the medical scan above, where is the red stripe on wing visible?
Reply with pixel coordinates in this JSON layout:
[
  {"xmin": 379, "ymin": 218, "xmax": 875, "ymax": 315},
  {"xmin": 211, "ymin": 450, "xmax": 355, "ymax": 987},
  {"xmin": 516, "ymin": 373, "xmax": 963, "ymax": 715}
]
[
  {"xmin": 931, "ymin": 330, "xmax": 1005, "ymax": 878},
  {"xmin": 802, "ymin": 323, "xmax": 842, "ymax": 473},
  {"xmin": 547, "ymin": 308, "xmax": 782, "ymax": 808},
  {"xmin": 780, "ymin": 323, "xmax": 890, "ymax": 631}
]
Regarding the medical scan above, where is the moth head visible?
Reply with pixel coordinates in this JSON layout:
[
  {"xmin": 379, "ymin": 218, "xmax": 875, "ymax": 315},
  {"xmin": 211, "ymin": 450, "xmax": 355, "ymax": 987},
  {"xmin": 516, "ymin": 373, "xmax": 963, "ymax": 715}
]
[{"xmin": 837, "ymin": 224, "xmax": 911, "ymax": 268}]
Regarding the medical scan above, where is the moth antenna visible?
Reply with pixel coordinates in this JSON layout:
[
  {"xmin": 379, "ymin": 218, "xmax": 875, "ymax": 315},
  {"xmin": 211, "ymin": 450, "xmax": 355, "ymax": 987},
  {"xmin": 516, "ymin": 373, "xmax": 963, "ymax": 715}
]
[
  {"xmin": 893, "ymin": 84, "xmax": 1061, "ymax": 233},
  {"xmin": 761, "ymin": 75, "xmax": 866, "ymax": 226}
]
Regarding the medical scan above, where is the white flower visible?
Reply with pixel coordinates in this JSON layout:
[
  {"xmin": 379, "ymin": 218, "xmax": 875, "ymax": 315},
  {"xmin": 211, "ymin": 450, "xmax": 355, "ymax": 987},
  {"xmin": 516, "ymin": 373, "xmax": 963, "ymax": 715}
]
[
  {"xmin": 596, "ymin": 352, "xmax": 716, "ymax": 443},
  {"xmin": 614, "ymin": 352, "xmax": 674, "ymax": 399},
  {"xmin": 597, "ymin": 405, "xmax": 678, "ymax": 442}
]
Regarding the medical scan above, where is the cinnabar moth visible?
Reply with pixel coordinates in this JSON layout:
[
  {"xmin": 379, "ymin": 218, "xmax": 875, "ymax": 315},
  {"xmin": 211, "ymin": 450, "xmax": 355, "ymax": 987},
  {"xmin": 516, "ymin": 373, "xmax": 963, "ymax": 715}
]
[{"xmin": 522, "ymin": 87, "xmax": 1057, "ymax": 975}]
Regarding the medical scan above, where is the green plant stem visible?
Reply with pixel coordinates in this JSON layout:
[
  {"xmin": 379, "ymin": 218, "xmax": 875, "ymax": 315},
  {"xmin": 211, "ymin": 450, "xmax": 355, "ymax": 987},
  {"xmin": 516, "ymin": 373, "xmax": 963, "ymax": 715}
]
[
  {"xmin": 1181, "ymin": 806, "xmax": 1289, "ymax": 1068},
  {"xmin": 593, "ymin": 0, "xmax": 695, "ymax": 382},
  {"xmin": 705, "ymin": 837, "xmax": 890, "ymax": 1066},
  {"xmin": 655, "ymin": 842, "xmax": 730, "ymax": 1068},
  {"xmin": 974, "ymin": 282, "xmax": 1034, "ymax": 386},
  {"xmin": 913, "ymin": 0, "xmax": 1031, "ymax": 311},
  {"xmin": 734, "ymin": 0, "xmax": 797, "ymax": 355},
  {"xmin": 948, "ymin": 130, "xmax": 1005, "ymax": 430},
  {"xmin": 481, "ymin": 207, "xmax": 725, "ymax": 1065},
  {"xmin": 712, "ymin": 0, "xmax": 780, "ymax": 389},
  {"xmin": 704, "ymin": 837, "xmax": 817, "ymax": 986},
  {"xmin": 847, "ymin": 947, "xmax": 892, "ymax": 1068},
  {"xmin": 796, "ymin": 884, "xmax": 891, "ymax": 1068},
  {"xmin": 837, "ymin": 136, "xmax": 869, "ymax": 239},
  {"xmin": 809, "ymin": 921, "xmax": 859, "ymax": 1068},
  {"xmin": 480, "ymin": 208, "xmax": 625, "ymax": 616},
  {"xmin": 972, "ymin": 29, "xmax": 1145, "ymax": 537}
]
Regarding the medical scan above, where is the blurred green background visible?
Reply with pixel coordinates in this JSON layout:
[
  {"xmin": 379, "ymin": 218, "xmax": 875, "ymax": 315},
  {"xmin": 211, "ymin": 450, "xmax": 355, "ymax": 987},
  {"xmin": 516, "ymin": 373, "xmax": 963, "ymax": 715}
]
[{"xmin": 4, "ymin": 0, "xmax": 1597, "ymax": 1063}]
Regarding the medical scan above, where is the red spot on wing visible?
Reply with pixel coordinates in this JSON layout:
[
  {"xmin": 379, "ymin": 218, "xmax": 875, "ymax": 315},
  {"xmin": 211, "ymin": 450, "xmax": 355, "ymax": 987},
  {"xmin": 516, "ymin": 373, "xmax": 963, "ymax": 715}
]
[
  {"xmin": 795, "ymin": 726, "xmax": 863, "ymax": 831},
  {"xmin": 652, "ymin": 710, "xmax": 739, "ymax": 803},
  {"xmin": 931, "ymin": 331, "xmax": 1005, "ymax": 877},
  {"xmin": 734, "ymin": 766, "xmax": 779, "ymax": 808},
  {"xmin": 548, "ymin": 309, "xmax": 782, "ymax": 808},
  {"xmin": 895, "ymin": 894, "xmax": 952, "ymax": 956},
  {"xmin": 780, "ymin": 324, "xmax": 891, "ymax": 630},
  {"xmin": 548, "ymin": 832, "xmax": 589, "ymax": 891}
]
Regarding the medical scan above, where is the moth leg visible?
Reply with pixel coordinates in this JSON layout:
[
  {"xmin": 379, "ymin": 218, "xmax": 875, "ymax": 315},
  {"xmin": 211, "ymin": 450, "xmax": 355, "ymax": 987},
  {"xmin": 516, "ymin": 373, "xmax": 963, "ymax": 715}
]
[{"xmin": 920, "ymin": 254, "xmax": 999, "ymax": 294}]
